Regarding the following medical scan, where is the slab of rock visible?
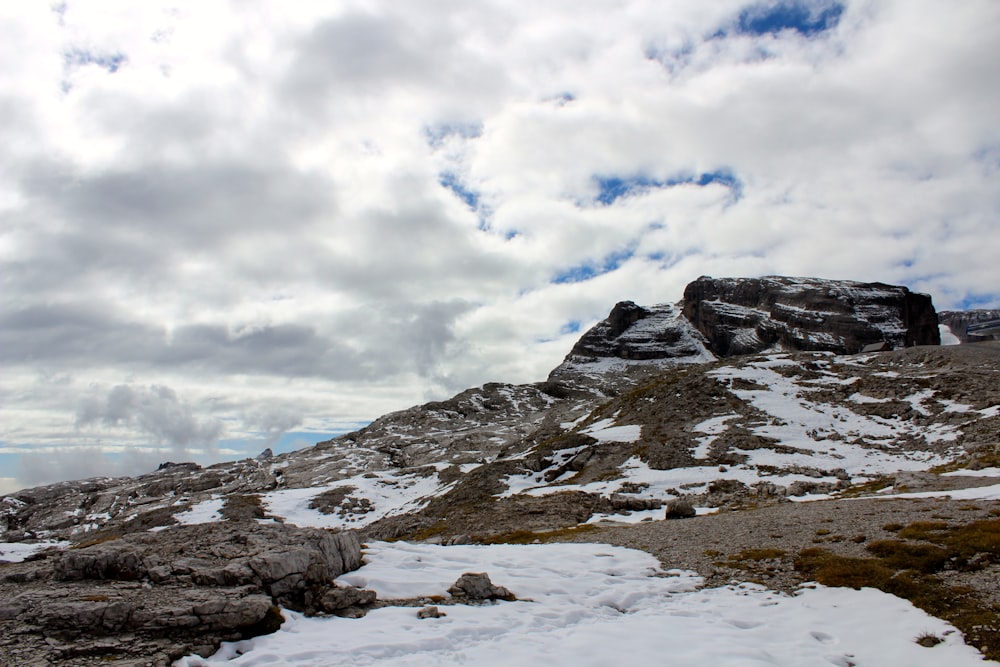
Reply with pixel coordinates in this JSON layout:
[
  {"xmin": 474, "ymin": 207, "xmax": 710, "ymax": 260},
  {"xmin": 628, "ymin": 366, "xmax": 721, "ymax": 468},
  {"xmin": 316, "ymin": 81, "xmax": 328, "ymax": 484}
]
[{"xmin": 0, "ymin": 521, "xmax": 370, "ymax": 665}]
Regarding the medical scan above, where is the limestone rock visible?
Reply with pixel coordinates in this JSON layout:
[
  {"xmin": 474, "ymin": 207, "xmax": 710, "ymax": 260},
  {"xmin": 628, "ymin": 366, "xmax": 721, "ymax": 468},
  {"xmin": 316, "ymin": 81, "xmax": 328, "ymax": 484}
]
[
  {"xmin": 417, "ymin": 605, "xmax": 446, "ymax": 619},
  {"xmin": 682, "ymin": 276, "xmax": 940, "ymax": 356},
  {"xmin": 663, "ymin": 498, "xmax": 696, "ymax": 519},
  {"xmin": 447, "ymin": 572, "xmax": 516, "ymax": 601},
  {"xmin": 0, "ymin": 522, "xmax": 367, "ymax": 665}
]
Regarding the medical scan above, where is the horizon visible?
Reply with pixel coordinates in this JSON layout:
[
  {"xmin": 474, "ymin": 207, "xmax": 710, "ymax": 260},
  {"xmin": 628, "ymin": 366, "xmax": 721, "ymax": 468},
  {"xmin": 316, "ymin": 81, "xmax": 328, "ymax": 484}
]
[{"xmin": 2, "ymin": 0, "xmax": 999, "ymax": 493}]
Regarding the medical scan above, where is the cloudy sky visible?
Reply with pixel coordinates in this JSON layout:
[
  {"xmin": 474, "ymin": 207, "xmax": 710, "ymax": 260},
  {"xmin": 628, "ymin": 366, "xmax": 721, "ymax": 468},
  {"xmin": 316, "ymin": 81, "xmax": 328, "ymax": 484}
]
[{"xmin": 2, "ymin": 0, "xmax": 998, "ymax": 494}]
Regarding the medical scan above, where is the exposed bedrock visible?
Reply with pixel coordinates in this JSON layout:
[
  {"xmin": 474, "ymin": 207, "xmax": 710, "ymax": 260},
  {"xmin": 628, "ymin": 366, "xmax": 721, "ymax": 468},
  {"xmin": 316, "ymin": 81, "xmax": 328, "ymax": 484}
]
[
  {"xmin": 0, "ymin": 522, "xmax": 368, "ymax": 665},
  {"xmin": 682, "ymin": 275, "xmax": 940, "ymax": 356}
]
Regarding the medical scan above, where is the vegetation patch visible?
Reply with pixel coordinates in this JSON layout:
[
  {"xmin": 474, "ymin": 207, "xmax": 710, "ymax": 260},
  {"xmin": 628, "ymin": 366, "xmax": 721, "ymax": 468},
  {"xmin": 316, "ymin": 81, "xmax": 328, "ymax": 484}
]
[
  {"xmin": 221, "ymin": 494, "xmax": 267, "ymax": 522},
  {"xmin": 794, "ymin": 518, "xmax": 1000, "ymax": 660},
  {"xmin": 837, "ymin": 476, "xmax": 894, "ymax": 497},
  {"xmin": 730, "ymin": 548, "xmax": 786, "ymax": 562},
  {"xmin": 478, "ymin": 524, "xmax": 599, "ymax": 545},
  {"xmin": 864, "ymin": 540, "xmax": 950, "ymax": 573}
]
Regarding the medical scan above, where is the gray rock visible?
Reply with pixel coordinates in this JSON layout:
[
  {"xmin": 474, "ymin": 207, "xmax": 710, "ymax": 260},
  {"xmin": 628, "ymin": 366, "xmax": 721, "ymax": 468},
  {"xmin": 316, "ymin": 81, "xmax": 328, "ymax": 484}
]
[
  {"xmin": 682, "ymin": 276, "xmax": 939, "ymax": 356},
  {"xmin": 663, "ymin": 498, "xmax": 696, "ymax": 519},
  {"xmin": 417, "ymin": 605, "xmax": 446, "ymax": 619},
  {"xmin": 1, "ymin": 522, "xmax": 364, "ymax": 664},
  {"xmin": 447, "ymin": 572, "xmax": 516, "ymax": 601}
]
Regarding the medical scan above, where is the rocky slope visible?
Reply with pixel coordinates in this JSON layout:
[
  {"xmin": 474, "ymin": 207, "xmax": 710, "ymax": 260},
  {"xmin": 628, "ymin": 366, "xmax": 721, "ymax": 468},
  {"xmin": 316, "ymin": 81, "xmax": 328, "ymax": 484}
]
[{"xmin": 2, "ymin": 276, "xmax": 998, "ymax": 665}]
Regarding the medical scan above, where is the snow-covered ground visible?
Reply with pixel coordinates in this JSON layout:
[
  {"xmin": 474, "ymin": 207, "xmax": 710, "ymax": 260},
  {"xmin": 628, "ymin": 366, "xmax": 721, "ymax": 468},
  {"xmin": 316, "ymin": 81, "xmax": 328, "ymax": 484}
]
[
  {"xmin": 0, "ymin": 539, "xmax": 70, "ymax": 563},
  {"xmin": 173, "ymin": 496, "xmax": 225, "ymax": 525},
  {"xmin": 177, "ymin": 541, "xmax": 993, "ymax": 666},
  {"xmin": 260, "ymin": 469, "xmax": 450, "ymax": 529}
]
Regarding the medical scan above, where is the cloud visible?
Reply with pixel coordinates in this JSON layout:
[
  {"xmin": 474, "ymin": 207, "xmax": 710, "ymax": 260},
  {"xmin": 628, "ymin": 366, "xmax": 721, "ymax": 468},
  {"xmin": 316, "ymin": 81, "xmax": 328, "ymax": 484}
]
[
  {"xmin": 76, "ymin": 384, "xmax": 224, "ymax": 452},
  {"xmin": 1, "ymin": 0, "xmax": 998, "ymax": 490}
]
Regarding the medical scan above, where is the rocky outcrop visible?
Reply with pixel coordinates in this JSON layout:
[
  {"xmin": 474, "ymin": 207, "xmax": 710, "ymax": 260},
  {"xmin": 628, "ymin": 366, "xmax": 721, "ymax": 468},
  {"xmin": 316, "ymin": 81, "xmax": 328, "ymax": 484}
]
[
  {"xmin": 682, "ymin": 276, "xmax": 940, "ymax": 356},
  {"xmin": 549, "ymin": 302, "xmax": 715, "ymax": 381},
  {"xmin": 564, "ymin": 302, "xmax": 711, "ymax": 361},
  {"xmin": 0, "ymin": 522, "xmax": 368, "ymax": 665},
  {"xmin": 447, "ymin": 572, "xmax": 516, "ymax": 601}
]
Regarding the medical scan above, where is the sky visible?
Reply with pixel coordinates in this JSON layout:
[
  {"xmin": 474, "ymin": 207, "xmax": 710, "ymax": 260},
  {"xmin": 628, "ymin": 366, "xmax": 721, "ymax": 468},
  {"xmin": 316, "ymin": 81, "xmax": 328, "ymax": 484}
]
[{"xmin": 1, "ymin": 0, "xmax": 999, "ymax": 494}]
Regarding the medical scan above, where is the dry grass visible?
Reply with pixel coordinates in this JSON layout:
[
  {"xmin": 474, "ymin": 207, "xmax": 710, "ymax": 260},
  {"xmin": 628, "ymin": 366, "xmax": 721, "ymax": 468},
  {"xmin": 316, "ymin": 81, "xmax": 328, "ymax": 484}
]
[
  {"xmin": 794, "ymin": 517, "xmax": 1000, "ymax": 660},
  {"xmin": 479, "ymin": 524, "xmax": 599, "ymax": 545}
]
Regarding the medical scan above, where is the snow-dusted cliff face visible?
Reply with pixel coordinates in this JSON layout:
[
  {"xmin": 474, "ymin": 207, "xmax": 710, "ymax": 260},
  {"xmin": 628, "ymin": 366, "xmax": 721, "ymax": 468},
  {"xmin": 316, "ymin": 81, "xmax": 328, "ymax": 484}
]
[
  {"xmin": 683, "ymin": 276, "xmax": 940, "ymax": 356},
  {"xmin": 550, "ymin": 276, "xmax": 940, "ymax": 382},
  {"xmin": 548, "ymin": 302, "xmax": 715, "ymax": 379}
]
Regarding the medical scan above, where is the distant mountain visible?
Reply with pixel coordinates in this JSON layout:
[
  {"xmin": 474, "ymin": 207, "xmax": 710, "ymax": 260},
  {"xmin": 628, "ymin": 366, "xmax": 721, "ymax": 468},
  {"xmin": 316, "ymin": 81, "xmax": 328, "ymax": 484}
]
[
  {"xmin": 939, "ymin": 309, "xmax": 1000, "ymax": 343},
  {"xmin": 3, "ymin": 276, "xmax": 998, "ymax": 665}
]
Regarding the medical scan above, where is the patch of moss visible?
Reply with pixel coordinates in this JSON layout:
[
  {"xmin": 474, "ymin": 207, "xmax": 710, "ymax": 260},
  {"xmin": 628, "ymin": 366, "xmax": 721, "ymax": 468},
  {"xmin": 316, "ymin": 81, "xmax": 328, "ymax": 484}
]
[
  {"xmin": 398, "ymin": 521, "xmax": 449, "ymax": 542},
  {"xmin": 864, "ymin": 540, "xmax": 950, "ymax": 573},
  {"xmin": 795, "ymin": 518, "xmax": 1000, "ymax": 660},
  {"xmin": 837, "ymin": 476, "xmax": 894, "ymax": 498},
  {"xmin": 794, "ymin": 548, "xmax": 894, "ymax": 589},
  {"xmin": 221, "ymin": 494, "xmax": 266, "ymax": 522},
  {"xmin": 897, "ymin": 521, "xmax": 949, "ymax": 541},
  {"xmin": 479, "ymin": 524, "xmax": 598, "ymax": 545},
  {"xmin": 731, "ymin": 548, "xmax": 786, "ymax": 561}
]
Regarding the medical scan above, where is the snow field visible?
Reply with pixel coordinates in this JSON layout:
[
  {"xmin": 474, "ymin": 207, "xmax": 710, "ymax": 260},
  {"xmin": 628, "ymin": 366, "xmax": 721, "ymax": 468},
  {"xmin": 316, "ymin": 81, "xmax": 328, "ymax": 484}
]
[
  {"xmin": 260, "ymin": 470, "xmax": 450, "ymax": 529},
  {"xmin": 177, "ymin": 541, "xmax": 993, "ymax": 666},
  {"xmin": 0, "ymin": 540, "xmax": 70, "ymax": 563}
]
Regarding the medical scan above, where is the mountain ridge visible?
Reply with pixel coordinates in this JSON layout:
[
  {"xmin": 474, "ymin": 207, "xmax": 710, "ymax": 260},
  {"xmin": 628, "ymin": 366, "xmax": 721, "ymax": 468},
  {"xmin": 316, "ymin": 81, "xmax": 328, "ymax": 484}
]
[{"xmin": 3, "ymin": 275, "xmax": 999, "ymax": 665}]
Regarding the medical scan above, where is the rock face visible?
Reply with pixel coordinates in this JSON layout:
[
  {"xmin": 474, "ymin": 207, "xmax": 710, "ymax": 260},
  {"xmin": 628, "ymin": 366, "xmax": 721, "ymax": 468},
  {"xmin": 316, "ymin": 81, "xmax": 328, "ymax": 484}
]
[
  {"xmin": 549, "ymin": 302, "xmax": 715, "ymax": 380},
  {"xmin": 939, "ymin": 309, "xmax": 1000, "ymax": 343},
  {"xmin": 0, "ymin": 522, "xmax": 367, "ymax": 666},
  {"xmin": 682, "ymin": 276, "xmax": 940, "ymax": 356}
]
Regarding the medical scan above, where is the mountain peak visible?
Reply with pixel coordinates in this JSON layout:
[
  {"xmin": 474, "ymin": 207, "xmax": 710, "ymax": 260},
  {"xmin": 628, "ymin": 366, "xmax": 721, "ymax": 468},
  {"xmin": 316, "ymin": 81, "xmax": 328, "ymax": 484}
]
[{"xmin": 552, "ymin": 275, "xmax": 940, "ymax": 382}]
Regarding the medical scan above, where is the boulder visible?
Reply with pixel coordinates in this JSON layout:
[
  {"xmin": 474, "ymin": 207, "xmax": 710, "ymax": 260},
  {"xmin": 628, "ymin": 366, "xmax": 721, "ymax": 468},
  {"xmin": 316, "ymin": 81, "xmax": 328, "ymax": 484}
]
[
  {"xmin": 663, "ymin": 498, "xmax": 697, "ymax": 519},
  {"xmin": 447, "ymin": 572, "xmax": 516, "ymax": 601}
]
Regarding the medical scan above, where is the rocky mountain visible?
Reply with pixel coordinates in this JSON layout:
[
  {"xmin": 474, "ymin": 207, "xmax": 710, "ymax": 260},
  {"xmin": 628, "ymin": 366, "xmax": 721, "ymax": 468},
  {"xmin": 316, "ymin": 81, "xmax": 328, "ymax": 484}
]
[
  {"xmin": 3, "ymin": 276, "xmax": 999, "ymax": 665},
  {"xmin": 939, "ymin": 309, "xmax": 1000, "ymax": 343}
]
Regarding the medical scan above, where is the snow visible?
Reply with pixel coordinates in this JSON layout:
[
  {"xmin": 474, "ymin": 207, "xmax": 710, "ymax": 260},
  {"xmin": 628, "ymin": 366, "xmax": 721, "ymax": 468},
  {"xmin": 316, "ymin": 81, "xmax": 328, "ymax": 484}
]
[
  {"xmin": 942, "ymin": 467, "xmax": 1000, "ymax": 477},
  {"xmin": 940, "ymin": 324, "xmax": 962, "ymax": 345},
  {"xmin": 587, "ymin": 506, "xmax": 718, "ymax": 524},
  {"xmin": 0, "ymin": 540, "xmax": 70, "ymax": 563},
  {"xmin": 260, "ymin": 470, "xmax": 449, "ymax": 529},
  {"xmin": 583, "ymin": 423, "xmax": 642, "ymax": 443},
  {"xmin": 503, "ymin": 456, "xmax": 844, "ymax": 501},
  {"xmin": 177, "ymin": 541, "xmax": 993, "ymax": 667},
  {"xmin": 691, "ymin": 414, "xmax": 739, "ymax": 459},
  {"xmin": 173, "ymin": 496, "xmax": 225, "ymax": 525},
  {"xmin": 708, "ymin": 358, "xmax": 957, "ymax": 478},
  {"xmin": 869, "ymin": 483, "xmax": 1000, "ymax": 501}
]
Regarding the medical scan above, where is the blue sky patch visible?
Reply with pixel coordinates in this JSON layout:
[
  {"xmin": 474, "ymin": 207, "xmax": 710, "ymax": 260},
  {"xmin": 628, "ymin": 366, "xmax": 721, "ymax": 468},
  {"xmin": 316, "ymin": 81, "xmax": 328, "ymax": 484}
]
[
  {"xmin": 65, "ymin": 48, "xmax": 127, "ymax": 73},
  {"xmin": 552, "ymin": 246, "xmax": 636, "ymax": 284},
  {"xmin": 734, "ymin": 2, "xmax": 844, "ymax": 37},
  {"xmin": 439, "ymin": 172, "xmax": 480, "ymax": 210},
  {"xmin": 958, "ymin": 294, "xmax": 1000, "ymax": 311},
  {"xmin": 425, "ymin": 122, "xmax": 483, "ymax": 149},
  {"xmin": 560, "ymin": 320, "xmax": 582, "ymax": 335},
  {"xmin": 594, "ymin": 169, "xmax": 743, "ymax": 205}
]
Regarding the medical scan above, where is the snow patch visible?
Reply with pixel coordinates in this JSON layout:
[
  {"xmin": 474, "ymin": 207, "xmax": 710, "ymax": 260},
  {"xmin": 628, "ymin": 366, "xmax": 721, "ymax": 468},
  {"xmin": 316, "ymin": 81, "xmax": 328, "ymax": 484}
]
[{"xmin": 179, "ymin": 541, "xmax": 990, "ymax": 667}]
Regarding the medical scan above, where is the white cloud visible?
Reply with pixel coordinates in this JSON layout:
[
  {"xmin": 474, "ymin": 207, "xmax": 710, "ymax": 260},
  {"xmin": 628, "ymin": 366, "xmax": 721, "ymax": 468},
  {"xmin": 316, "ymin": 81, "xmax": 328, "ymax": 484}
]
[{"xmin": 1, "ymin": 0, "xmax": 998, "ymax": 491}]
